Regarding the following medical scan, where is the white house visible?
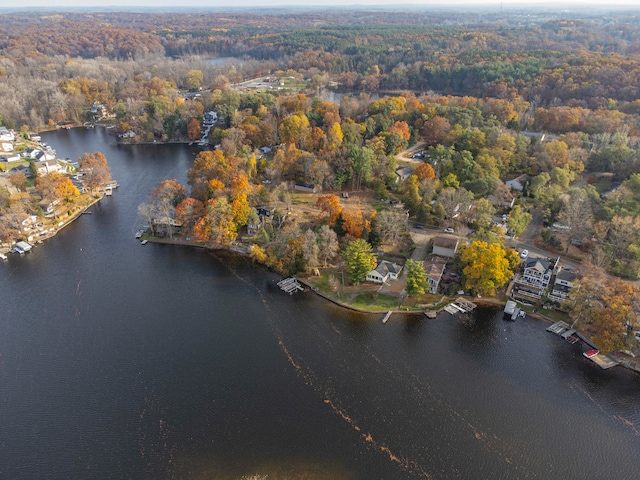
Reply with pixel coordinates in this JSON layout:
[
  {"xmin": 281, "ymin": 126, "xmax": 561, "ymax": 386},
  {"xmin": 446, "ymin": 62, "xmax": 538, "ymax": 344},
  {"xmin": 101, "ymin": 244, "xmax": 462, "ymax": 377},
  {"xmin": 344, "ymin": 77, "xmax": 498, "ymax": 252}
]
[
  {"xmin": 506, "ymin": 174, "xmax": 529, "ymax": 192},
  {"xmin": 513, "ymin": 257, "xmax": 558, "ymax": 299},
  {"xmin": 366, "ymin": 260, "xmax": 403, "ymax": 284},
  {"xmin": 1, "ymin": 142, "xmax": 14, "ymax": 152},
  {"xmin": 33, "ymin": 159, "xmax": 62, "ymax": 176},
  {"xmin": 0, "ymin": 127, "xmax": 15, "ymax": 142}
]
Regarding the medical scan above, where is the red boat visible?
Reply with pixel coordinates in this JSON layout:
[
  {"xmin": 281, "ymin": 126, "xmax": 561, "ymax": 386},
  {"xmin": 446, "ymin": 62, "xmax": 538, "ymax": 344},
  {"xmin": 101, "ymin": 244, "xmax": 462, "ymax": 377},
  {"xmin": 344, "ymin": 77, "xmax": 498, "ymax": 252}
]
[{"xmin": 583, "ymin": 349, "xmax": 599, "ymax": 358}]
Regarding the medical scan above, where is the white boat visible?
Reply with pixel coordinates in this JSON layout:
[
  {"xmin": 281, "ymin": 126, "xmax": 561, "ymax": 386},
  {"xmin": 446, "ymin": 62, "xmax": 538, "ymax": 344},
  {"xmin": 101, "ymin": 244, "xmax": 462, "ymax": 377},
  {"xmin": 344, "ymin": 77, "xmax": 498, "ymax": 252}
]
[
  {"xmin": 135, "ymin": 229, "xmax": 145, "ymax": 239},
  {"xmin": 0, "ymin": 253, "xmax": 7, "ymax": 260},
  {"xmin": 141, "ymin": 240, "xmax": 148, "ymax": 245}
]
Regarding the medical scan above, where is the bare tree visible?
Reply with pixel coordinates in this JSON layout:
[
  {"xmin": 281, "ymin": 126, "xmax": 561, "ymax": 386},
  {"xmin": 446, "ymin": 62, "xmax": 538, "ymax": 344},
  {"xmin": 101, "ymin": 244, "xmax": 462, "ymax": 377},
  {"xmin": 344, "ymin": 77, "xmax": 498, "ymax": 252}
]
[
  {"xmin": 377, "ymin": 209, "xmax": 407, "ymax": 244},
  {"xmin": 558, "ymin": 190, "xmax": 593, "ymax": 253},
  {"xmin": 301, "ymin": 229, "xmax": 319, "ymax": 269},
  {"xmin": 318, "ymin": 224, "xmax": 339, "ymax": 267}
]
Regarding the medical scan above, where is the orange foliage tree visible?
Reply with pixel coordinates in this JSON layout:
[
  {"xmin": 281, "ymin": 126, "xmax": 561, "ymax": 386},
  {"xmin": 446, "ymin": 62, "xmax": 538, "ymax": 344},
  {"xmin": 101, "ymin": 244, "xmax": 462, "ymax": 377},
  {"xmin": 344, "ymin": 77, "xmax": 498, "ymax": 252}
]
[{"xmin": 316, "ymin": 194, "xmax": 343, "ymax": 225}]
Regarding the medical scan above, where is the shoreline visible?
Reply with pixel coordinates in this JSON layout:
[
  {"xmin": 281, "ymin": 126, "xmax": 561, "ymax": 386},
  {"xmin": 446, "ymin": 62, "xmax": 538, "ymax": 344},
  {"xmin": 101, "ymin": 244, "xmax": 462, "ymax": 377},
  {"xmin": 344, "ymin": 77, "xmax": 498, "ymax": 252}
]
[
  {"xmin": 1, "ymin": 193, "xmax": 103, "ymax": 256},
  {"xmin": 144, "ymin": 235, "xmax": 640, "ymax": 375}
]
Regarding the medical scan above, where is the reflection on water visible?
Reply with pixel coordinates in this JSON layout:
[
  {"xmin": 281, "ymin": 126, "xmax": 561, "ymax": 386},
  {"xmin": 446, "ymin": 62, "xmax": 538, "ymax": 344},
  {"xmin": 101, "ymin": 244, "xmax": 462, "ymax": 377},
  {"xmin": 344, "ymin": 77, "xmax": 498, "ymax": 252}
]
[{"xmin": 0, "ymin": 128, "xmax": 639, "ymax": 479}]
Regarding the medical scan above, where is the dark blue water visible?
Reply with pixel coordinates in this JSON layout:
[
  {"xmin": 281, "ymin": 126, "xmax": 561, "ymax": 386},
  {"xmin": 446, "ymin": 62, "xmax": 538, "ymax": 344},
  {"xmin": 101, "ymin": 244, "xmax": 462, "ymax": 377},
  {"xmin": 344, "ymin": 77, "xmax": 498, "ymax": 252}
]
[{"xmin": 2, "ymin": 128, "xmax": 640, "ymax": 479}]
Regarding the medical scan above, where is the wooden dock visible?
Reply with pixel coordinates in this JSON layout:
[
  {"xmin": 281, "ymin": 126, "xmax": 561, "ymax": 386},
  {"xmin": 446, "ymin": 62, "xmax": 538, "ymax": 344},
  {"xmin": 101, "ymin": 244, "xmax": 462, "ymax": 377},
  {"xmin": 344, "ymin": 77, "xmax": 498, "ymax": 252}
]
[
  {"xmin": 277, "ymin": 277, "xmax": 304, "ymax": 295},
  {"xmin": 547, "ymin": 321, "xmax": 570, "ymax": 335},
  {"xmin": 443, "ymin": 297, "xmax": 477, "ymax": 315},
  {"xmin": 589, "ymin": 355, "xmax": 619, "ymax": 369},
  {"xmin": 382, "ymin": 311, "xmax": 392, "ymax": 324},
  {"xmin": 424, "ymin": 310, "xmax": 438, "ymax": 319}
]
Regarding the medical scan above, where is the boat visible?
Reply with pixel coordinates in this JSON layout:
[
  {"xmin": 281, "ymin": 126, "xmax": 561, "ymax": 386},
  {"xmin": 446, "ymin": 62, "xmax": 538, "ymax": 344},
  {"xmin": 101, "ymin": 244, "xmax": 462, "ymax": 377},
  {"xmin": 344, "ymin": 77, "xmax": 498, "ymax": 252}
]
[
  {"xmin": 0, "ymin": 253, "xmax": 7, "ymax": 260},
  {"xmin": 135, "ymin": 229, "xmax": 145, "ymax": 239},
  {"xmin": 583, "ymin": 349, "xmax": 599, "ymax": 358},
  {"xmin": 141, "ymin": 240, "xmax": 148, "ymax": 245}
]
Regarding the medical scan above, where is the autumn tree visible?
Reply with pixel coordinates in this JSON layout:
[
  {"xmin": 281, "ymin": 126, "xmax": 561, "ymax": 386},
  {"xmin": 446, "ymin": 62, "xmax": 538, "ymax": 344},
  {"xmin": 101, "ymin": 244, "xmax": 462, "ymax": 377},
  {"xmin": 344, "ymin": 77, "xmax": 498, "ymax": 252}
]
[
  {"xmin": 405, "ymin": 259, "xmax": 428, "ymax": 298},
  {"xmin": 187, "ymin": 118, "xmax": 201, "ymax": 141},
  {"xmin": 421, "ymin": 116, "xmax": 451, "ymax": 147},
  {"xmin": 9, "ymin": 172, "xmax": 27, "ymax": 192},
  {"xmin": 342, "ymin": 238, "xmax": 377, "ymax": 285},
  {"xmin": 184, "ymin": 69, "xmax": 203, "ymax": 90},
  {"xmin": 458, "ymin": 241, "xmax": 516, "ymax": 296},
  {"xmin": 175, "ymin": 197, "xmax": 205, "ymax": 235},
  {"xmin": 567, "ymin": 276, "xmax": 640, "ymax": 353},
  {"xmin": 414, "ymin": 163, "xmax": 435, "ymax": 182},
  {"xmin": 78, "ymin": 152, "xmax": 111, "ymax": 196},
  {"xmin": 316, "ymin": 194, "xmax": 342, "ymax": 225}
]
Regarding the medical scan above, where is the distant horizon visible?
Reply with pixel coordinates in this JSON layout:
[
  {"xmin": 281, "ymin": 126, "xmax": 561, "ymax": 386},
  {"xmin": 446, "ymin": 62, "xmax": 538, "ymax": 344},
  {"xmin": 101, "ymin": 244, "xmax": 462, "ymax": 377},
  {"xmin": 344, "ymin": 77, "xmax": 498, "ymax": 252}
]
[{"xmin": 3, "ymin": 1, "xmax": 640, "ymax": 10}]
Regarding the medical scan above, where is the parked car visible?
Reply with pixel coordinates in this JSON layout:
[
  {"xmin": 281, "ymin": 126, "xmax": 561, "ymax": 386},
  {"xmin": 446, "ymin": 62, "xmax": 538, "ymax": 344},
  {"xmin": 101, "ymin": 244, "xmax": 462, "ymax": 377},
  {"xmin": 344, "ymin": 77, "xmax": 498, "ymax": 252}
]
[
  {"xmin": 520, "ymin": 249, "xmax": 529, "ymax": 259},
  {"xmin": 443, "ymin": 227, "xmax": 454, "ymax": 234}
]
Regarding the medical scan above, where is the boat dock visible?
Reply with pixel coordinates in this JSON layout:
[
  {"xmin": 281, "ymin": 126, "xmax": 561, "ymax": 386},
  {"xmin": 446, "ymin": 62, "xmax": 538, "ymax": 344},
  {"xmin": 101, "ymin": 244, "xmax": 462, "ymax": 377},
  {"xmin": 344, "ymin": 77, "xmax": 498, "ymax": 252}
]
[
  {"xmin": 443, "ymin": 297, "xmax": 477, "ymax": 315},
  {"xmin": 589, "ymin": 355, "xmax": 619, "ymax": 369},
  {"xmin": 277, "ymin": 277, "xmax": 304, "ymax": 295},
  {"xmin": 547, "ymin": 321, "xmax": 619, "ymax": 369},
  {"xmin": 547, "ymin": 321, "xmax": 570, "ymax": 335},
  {"xmin": 382, "ymin": 311, "xmax": 392, "ymax": 323}
]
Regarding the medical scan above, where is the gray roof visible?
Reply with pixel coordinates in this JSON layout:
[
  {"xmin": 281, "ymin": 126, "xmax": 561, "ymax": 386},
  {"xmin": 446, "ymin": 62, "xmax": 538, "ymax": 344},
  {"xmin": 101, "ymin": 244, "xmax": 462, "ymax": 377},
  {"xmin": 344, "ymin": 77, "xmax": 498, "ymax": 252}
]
[
  {"xmin": 556, "ymin": 270, "xmax": 578, "ymax": 282},
  {"xmin": 524, "ymin": 258, "xmax": 551, "ymax": 273},
  {"xmin": 375, "ymin": 260, "xmax": 402, "ymax": 276}
]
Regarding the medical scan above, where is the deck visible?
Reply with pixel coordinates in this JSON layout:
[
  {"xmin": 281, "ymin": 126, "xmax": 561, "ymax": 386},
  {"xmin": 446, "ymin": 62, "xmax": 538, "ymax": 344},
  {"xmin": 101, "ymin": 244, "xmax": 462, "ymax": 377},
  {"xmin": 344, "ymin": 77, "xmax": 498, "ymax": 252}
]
[
  {"xmin": 277, "ymin": 277, "xmax": 304, "ymax": 295},
  {"xmin": 443, "ymin": 297, "xmax": 477, "ymax": 315}
]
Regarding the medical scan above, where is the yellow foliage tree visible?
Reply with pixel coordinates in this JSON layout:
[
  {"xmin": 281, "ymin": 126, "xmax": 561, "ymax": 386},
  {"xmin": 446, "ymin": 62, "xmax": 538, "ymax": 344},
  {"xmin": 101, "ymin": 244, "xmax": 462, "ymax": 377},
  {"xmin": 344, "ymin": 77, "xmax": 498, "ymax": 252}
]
[{"xmin": 459, "ymin": 241, "xmax": 515, "ymax": 296}]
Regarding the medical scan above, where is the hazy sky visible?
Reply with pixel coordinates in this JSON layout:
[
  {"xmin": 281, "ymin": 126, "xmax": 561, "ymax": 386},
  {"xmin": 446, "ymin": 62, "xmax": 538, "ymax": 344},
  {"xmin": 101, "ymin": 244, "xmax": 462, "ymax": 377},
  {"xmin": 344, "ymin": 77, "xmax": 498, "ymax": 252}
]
[{"xmin": 4, "ymin": 0, "xmax": 640, "ymax": 8}]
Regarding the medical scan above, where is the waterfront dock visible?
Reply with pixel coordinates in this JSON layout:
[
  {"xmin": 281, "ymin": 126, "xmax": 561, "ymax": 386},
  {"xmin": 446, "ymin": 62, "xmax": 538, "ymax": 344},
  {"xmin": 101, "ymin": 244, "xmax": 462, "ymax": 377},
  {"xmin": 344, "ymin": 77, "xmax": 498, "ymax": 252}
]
[
  {"xmin": 382, "ymin": 311, "xmax": 392, "ymax": 323},
  {"xmin": 443, "ymin": 297, "xmax": 477, "ymax": 315},
  {"xmin": 277, "ymin": 277, "xmax": 304, "ymax": 295}
]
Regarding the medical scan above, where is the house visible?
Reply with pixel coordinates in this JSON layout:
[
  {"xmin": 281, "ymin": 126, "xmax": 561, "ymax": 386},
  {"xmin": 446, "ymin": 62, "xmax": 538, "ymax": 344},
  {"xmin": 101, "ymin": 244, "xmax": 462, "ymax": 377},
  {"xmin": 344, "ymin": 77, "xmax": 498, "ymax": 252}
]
[
  {"xmin": 33, "ymin": 159, "xmax": 62, "ymax": 176},
  {"xmin": 10, "ymin": 164, "xmax": 32, "ymax": 177},
  {"xmin": 366, "ymin": 260, "xmax": 403, "ymax": 284},
  {"xmin": 294, "ymin": 181, "xmax": 316, "ymax": 193},
  {"xmin": 513, "ymin": 257, "xmax": 558, "ymax": 299},
  {"xmin": 487, "ymin": 182, "xmax": 516, "ymax": 210},
  {"xmin": 2, "ymin": 153, "xmax": 21, "ymax": 162},
  {"xmin": 506, "ymin": 174, "xmax": 528, "ymax": 192},
  {"xmin": 0, "ymin": 126, "xmax": 14, "ymax": 142},
  {"xmin": 90, "ymin": 102, "xmax": 105, "ymax": 116},
  {"xmin": 39, "ymin": 199, "xmax": 60, "ymax": 215},
  {"xmin": 548, "ymin": 269, "xmax": 580, "ymax": 303},
  {"xmin": 1, "ymin": 142, "xmax": 14, "ymax": 152},
  {"xmin": 395, "ymin": 166, "xmax": 414, "ymax": 183},
  {"xmin": 423, "ymin": 256, "xmax": 447, "ymax": 294},
  {"xmin": 256, "ymin": 206, "xmax": 276, "ymax": 220},
  {"xmin": 203, "ymin": 111, "xmax": 218, "ymax": 126},
  {"xmin": 432, "ymin": 236, "xmax": 458, "ymax": 258},
  {"xmin": 259, "ymin": 146, "xmax": 272, "ymax": 154}
]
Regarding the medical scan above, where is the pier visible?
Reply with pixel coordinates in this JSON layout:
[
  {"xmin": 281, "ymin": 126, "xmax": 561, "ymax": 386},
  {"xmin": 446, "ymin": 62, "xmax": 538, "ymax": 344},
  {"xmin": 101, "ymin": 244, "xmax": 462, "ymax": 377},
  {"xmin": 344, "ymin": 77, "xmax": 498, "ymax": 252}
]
[
  {"xmin": 443, "ymin": 297, "xmax": 477, "ymax": 315},
  {"xmin": 277, "ymin": 277, "xmax": 304, "ymax": 295},
  {"xmin": 382, "ymin": 311, "xmax": 392, "ymax": 323}
]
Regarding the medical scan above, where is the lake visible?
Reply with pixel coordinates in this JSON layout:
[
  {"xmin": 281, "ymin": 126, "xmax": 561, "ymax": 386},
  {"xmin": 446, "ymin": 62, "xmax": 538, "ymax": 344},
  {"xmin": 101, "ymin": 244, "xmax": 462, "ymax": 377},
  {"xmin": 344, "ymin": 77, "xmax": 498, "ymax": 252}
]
[{"xmin": 1, "ymin": 127, "xmax": 640, "ymax": 479}]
